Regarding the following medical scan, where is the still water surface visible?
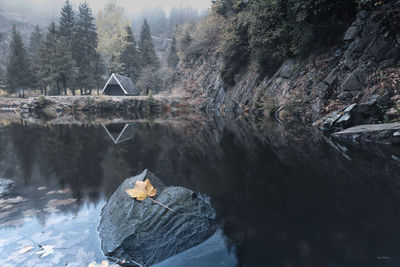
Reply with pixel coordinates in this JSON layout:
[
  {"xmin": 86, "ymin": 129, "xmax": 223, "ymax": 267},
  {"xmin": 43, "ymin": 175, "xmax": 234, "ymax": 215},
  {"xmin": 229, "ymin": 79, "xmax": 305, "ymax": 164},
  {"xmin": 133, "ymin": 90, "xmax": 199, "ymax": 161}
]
[{"xmin": 0, "ymin": 114, "xmax": 400, "ymax": 266}]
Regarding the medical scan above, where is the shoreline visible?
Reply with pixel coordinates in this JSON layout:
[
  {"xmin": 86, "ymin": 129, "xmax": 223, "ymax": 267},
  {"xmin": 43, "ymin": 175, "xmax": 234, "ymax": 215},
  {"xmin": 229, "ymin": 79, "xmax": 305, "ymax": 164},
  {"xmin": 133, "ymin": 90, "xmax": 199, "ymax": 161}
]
[{"xmin": 0, "ymin": 95, "xmax": 192, "ymax": 118}]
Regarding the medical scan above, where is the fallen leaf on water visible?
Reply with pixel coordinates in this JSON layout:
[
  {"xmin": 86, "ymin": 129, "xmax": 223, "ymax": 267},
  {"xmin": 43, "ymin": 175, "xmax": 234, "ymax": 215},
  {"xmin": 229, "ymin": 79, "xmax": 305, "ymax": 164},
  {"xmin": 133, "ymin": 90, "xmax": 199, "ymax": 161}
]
[
  {"xmin": 35, "ymin": 245, "xmax": 55, "ymax": 258},
  {"xmin": 125, "ymin": 178, "xmax": 173, "ymax": 211},
  {"xmin": 18, "ymin": 245, "xmax": 34, "ymax": 254},
  {"xmin": 23, "ymin": 209, "xmax": 41, "ymax": 217},
  {"xmin": 88, "ymin": 260, "xmax": 109, "ymax": 267},
  {"xmin": 0, "ymin": 196, "xmax": 27, "ymax": 205},
  {"xmin": 0, "ymin": 208, "xmax": 18, "ymax": 219},
  {"xmin": 46, "ymin": 188, "xmax": 71, "ymax": 195},
  {"xmin": 45, "ymin": 198, "xmax": 76, "ymax": 212},
  {"xmin": 125, "ymin": 178, "xmax": 157, "ymax": 201}
]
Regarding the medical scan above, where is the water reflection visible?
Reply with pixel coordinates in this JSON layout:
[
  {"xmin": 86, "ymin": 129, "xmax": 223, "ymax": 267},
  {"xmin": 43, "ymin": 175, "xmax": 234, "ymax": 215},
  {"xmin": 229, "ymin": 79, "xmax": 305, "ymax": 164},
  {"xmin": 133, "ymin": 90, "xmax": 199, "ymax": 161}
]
[
  {"xmin": 0, "ymin": 114, "xmax": 399, "ymax": 266},
  {"xmin": 102, "ymin": 123, "xmax": 138, "ymax": 144}
]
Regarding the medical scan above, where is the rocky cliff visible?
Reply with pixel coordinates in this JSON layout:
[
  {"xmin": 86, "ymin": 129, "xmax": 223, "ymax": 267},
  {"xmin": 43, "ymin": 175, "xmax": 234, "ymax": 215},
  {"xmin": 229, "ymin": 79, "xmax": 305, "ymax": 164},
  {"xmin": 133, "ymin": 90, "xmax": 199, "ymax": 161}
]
[{"xmin": 175, "ymin": 3, "xmax": 400, "ymax": 127}]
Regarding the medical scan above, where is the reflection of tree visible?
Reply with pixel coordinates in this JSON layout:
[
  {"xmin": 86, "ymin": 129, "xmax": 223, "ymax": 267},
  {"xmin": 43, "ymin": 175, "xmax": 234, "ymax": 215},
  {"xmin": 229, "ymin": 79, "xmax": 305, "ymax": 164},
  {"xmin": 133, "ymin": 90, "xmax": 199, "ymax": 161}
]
[
  {"xmin": 9, "ymin": 122, "xmax": 37, "ymax": 183},
  {"xmin": 3, "ymin": 123, "xmax": 108, "ymax": 205}
]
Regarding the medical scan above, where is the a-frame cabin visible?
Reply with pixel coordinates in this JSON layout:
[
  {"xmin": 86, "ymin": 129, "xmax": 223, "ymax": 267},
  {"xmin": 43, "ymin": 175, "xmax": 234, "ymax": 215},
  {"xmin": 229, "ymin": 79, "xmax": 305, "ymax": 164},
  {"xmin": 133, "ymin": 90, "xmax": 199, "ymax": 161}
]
[{"xmin": 101, "ymin": 73, "xmax": 139, "ymax": 96}]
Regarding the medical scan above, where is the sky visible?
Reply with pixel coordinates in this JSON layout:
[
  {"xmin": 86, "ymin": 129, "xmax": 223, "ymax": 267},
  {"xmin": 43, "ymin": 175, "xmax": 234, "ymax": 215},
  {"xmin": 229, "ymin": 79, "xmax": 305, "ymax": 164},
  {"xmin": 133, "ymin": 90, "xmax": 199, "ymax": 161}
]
[{"xmin": 0, "ymin": 0, "xmax": 212, "ymax": 16}]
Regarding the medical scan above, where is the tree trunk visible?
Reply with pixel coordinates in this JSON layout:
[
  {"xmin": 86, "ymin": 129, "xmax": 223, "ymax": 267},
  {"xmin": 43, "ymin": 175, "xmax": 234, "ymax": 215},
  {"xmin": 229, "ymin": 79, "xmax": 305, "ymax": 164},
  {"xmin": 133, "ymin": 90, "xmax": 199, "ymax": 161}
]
[
  {"xmin": 63, "ymin": 80, "xmax": 67, "ymax": 95},
  {"xmin": 22, "ymin": 88, "xmax": 25, "ymax": 98},
  {"xmin": 72, "ymin": 87, "xmax": 75, "ymax": 96},
  {"xmin": 56, "ymin": 80, "xmax": 60, "ymax": 95},
  {"xmin": 80, "ymin": 88, "xmax": 83, "ymax": 95}
]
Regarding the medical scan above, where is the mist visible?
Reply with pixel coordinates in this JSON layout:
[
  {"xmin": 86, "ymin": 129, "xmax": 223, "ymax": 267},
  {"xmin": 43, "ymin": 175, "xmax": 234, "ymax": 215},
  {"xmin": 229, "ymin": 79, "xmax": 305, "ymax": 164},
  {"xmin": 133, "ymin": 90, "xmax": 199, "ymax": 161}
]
[{"xmin": 0, "ymin": 0, "xmax": 212, "ymax": 17}]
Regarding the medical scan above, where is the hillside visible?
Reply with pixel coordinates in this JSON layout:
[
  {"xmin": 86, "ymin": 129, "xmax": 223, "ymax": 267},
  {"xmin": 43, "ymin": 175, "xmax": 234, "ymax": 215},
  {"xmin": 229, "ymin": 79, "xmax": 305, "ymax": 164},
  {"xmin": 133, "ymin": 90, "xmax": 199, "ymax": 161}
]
[{"xmin": 172, "ymin": 1, "xmax": 400, "ymax": 130}]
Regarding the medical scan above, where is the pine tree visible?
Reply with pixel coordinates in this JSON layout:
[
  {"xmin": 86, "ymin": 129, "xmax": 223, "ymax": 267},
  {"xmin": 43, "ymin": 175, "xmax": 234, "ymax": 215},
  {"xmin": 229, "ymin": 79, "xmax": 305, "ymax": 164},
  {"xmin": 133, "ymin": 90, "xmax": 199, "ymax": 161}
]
[
  {"xmin": 59, "ymin": 0, "xmax": 75, "ymax": 41},
  {"xmin": 55, "ymin": 36, "xmax": 77, "ymax": 95},
  {"xmin": 74, "ymin": 2, "xmax": 103, "ymax": 94},
  {"xmin": 38, "ymin": 22, "xmax": 58, "ymax": 95},
  {"xmin": 0, "ymin": 66, "xmax": 6, "ymax": 91},
  {"xmin": 29, "ymin": 25, "xmax": 43, "ymax": 92},
  {"xmin": 121, "ymin": 25, "xmax": 140, "ymax": 80},
  {"xmin": 6, "ymin": 24, "xmax": 31, "ymax": 97},
  {"xmin": 167, "ymin": 36, "xmax": 179, "ymax": 68},
  {"xmin": 93, "ymin": 53, "xmax": 106, "ymax": 95},
  {"xmin": 139, "ymin": 19, "xmax": 160, "ymax": 71}
]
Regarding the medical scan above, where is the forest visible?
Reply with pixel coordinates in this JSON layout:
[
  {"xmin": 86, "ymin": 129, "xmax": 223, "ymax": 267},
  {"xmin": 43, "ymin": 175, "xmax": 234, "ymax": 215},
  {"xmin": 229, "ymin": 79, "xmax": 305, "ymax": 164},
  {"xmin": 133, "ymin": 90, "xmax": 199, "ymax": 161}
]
[{"xmin": 0, "ymin": 0, "xmax": 198, "ymax": 97}]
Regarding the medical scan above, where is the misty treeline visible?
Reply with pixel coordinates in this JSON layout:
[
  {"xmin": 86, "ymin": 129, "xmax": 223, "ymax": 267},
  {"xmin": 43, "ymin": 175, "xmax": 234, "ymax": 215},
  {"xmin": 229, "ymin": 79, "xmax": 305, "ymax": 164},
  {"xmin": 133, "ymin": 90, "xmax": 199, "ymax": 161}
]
[{"xmin": 0, "ymin": 0, "xmax": 198, "ymax": 97}]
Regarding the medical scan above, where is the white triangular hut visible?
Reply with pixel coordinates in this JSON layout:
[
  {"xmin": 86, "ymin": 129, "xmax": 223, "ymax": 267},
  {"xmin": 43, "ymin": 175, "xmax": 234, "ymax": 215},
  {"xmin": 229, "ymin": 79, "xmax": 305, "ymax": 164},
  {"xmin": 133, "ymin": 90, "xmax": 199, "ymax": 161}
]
[{"xmin": 101, "ymin": 73, "xmax": 139, "ymax": 96}]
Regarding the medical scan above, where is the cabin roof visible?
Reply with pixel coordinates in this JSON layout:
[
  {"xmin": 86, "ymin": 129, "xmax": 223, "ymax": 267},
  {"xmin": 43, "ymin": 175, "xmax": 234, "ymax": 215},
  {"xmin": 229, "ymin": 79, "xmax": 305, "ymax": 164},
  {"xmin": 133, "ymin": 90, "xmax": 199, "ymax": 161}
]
[{"xmin": 101, "ymin": 73, "xmax": 139, "ymax": 95}]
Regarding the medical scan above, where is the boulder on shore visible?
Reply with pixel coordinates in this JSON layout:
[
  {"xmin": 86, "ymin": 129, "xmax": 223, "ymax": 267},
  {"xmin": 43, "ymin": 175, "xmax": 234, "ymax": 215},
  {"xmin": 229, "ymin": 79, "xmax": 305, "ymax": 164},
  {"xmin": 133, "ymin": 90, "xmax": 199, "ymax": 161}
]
[
  {"xmin": 0, "ymin": 178, "xmax": 15, "ymax": 197},
  {"xmin": 332, "ymin": 122, "xmax": 400, "ymax": 145},
  {"xmin": 98, "ymin": 169, "xmax": 218, "ymax": 266}
]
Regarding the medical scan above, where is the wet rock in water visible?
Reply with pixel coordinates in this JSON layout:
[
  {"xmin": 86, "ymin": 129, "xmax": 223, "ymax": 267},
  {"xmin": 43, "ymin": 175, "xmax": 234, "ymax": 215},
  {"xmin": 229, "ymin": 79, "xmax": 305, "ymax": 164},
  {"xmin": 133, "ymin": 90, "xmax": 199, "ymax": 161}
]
[
  {"xmin": 332, "ymin": 122, "xmax": 400, "ymax": 145},
  {"xmin": 98, "ymin": 169, "xmax": 218, "ymax": 266},
  {"xmin": 154, "ymin": 229, "xmax": 237, "ymax": 267},
  {"xmin": 0, "ymin": 178, "xmax": 15, "ymax": 197}
]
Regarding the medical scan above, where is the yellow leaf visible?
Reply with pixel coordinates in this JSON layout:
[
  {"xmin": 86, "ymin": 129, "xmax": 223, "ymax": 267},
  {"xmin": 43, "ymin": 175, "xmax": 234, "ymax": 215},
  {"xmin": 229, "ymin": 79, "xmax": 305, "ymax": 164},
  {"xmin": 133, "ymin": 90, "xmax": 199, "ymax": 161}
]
[
  {"xmin": 18, "ymin": 245, "xmax": 33, "ymax": 254},
  {"xmin": 125, "ymin": 178, "xmax": 157, "ymax": 202},
  {"xmin": 144, "ymin": 178, "xmax": 157, "ymax": 197}
]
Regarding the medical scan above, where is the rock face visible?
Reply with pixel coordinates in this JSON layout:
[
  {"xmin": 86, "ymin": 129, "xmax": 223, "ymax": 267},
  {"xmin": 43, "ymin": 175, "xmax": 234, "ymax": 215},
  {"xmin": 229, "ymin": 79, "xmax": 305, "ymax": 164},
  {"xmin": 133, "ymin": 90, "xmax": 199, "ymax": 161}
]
[
  {"xmin": 332, "ymin": 122, "xmax": 400, "ymax": 145},
  {"xmin": 175, "ymin": 3, "xmax": 400, "ymax": 123},
  {"xmin": 98, "ymin": 169, "xmax": 218, "ymax": 266},
  {"xmin": 0, "ymin": 178, "xmax": 15, "ymax": 197}
]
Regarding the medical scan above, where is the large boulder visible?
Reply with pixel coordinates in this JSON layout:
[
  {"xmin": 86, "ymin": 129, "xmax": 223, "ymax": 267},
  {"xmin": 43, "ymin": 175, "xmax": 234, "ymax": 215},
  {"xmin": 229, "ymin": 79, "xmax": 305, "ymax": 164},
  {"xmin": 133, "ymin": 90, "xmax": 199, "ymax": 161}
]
[
  {"xmin": 98, "ymin": 169, "xmax": 218, "ymax": 266},
  {"xmin": 321, "ymin": 94, "xmax": 389, "ymax": 131},
  {"xmin": 0, "ymin": 178, "xmax": 15, "ymax": 197}
]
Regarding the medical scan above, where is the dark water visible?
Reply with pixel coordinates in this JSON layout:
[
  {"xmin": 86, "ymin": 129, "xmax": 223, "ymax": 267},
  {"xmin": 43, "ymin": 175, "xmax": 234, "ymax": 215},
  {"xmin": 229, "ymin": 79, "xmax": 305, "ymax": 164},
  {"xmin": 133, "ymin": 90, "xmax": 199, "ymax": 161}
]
[{"xmin": 1, "ymin": 114, "xmax": 400, "ymax": 266}]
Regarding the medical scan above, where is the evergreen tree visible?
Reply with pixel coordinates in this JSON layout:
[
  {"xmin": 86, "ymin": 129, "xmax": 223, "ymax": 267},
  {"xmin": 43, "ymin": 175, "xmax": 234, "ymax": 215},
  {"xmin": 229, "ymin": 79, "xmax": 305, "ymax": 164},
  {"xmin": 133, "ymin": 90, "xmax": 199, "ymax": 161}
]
[
  {"xmin": 6, "ymin": 24, "xmax": 31, "ymax": 97},
  {"xmin": 59, "ymin": 0, "xmax": 75, "ymax": 41},
  {"xmin": 0, "ymin": 66, "xmax": 6, "ymax": 91},
  {"xmin": 93, "ymin": 53, "xmax": 106, "ymax": 95},
  {"xmin": 29, "ymin": 25, "xmax": 43, "ymax": 92},
  {"xmin": 121, "ymin": 25, "xmax": 140, "ymax": 80},
  {"xmin": 55, "ymin": 36, "xmax": 77, "ymax": 95},
  {"xmin": 38, "ymin": 22, "xmax": 58, "ymax": 95},
  {"xmin": 139, "ymin": 19, "xmax": 160, "ymax": 71},
  {"xmin": 167, "ymin": 36, "xmax": 179, "ymax": 68},
  {"xmin": 74, "ymin": 2, "xmax": 103, "ymax": 94}
]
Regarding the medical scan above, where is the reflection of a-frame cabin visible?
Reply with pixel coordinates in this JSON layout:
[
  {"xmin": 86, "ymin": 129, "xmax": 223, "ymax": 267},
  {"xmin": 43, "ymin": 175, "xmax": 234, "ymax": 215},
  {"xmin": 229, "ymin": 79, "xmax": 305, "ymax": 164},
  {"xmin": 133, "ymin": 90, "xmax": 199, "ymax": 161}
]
[
  {"xmin": 101, "ymin": 73, "xmax": 139, "ymax": 96},
  {"xmin": 102, "ymin": 123, "xmax": 138, "ymax": 144}
]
